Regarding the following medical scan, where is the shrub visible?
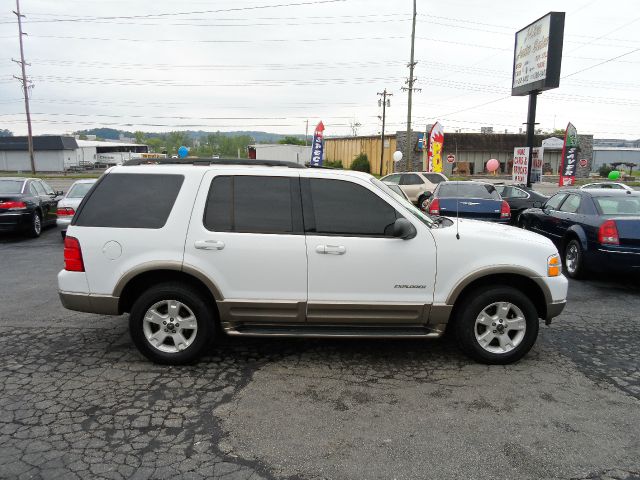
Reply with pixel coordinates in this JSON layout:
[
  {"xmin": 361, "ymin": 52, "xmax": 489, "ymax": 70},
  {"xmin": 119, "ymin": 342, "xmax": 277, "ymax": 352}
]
[
  {"xmin": 350, "ymin": 153, "xmax": 370, "ymax": 173},
  {"xmin": 324, "ymin": 160, "xmax": 344, "ymax": 169},
  {"xmin": 598, "ymin": 164, "xmax": 613, "ymax": 178}
]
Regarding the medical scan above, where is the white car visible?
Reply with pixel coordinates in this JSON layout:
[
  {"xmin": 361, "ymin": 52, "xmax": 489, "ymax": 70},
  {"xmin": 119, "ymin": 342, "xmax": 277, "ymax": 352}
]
[
  {"xmin": 57, "ymin": 159, "xmax": 567, "ymax": 365},
  {"xmin": 380, "ymin": 172, "xmax": 448, "ymax": 209},
  {"xmin": 56, "ymin": 179, "xmax": 97, "ymax": 238},
  {"xmin": 580, "ymin": 182, "xmax": 634, "ymax": 191}
]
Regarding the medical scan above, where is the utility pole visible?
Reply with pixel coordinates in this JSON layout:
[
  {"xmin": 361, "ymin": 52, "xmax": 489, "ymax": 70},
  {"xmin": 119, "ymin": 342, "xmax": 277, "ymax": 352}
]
[
  {"xmin": 402, "ymin": 0, "xmax": 419, "ymax": 171},
  {"xmin": 13, "ymin": 0, "xmax": 35, "ymax": 175},
  {"xmin": 377, "ymin": 89, "xmax": 392, "ymax": 176}
]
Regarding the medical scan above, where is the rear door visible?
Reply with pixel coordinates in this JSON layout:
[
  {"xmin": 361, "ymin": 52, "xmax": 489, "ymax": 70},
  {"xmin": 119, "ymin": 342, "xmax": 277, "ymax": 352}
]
[
  {"xmin": 184, "ymin": 171, "xmax": 308, "ymax": 324},
  {"xmin": 399, "ymin": 173, "xmax": 425, "ymax": 203},
  {"xmin": 557, "ymin": 193, "xmax": 584, "ymax": 235}
]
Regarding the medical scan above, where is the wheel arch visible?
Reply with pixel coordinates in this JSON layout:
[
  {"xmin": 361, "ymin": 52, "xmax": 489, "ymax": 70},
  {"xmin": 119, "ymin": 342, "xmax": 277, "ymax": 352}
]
[
  {"xmin": 447, "ymin": 271, "xmax": 549, "ymax": 323},
  {"xmin": 116, "ymin": 264, "xmax": 222, "ymax": 315},
  {"xmin": 562, "ymin": 225, "xmax": 589, "ymax": 252}
]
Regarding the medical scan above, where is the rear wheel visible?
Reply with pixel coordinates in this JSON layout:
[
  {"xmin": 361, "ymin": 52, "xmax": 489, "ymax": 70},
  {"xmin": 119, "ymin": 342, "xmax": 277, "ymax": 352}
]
[
  {"xmin": 563, "ymin": 239, "xmax": 585, "ymax": 279},
  {"xmin": 129, "ymin": 282, "xmax": 214, "ymax": 365},
  {"xmin": 26, "ymin": 211, "xmax": 42, "ymax": 238},
  {"xmin": 454, "ymin": 285, "xmax": 539, "ymax": 364}
]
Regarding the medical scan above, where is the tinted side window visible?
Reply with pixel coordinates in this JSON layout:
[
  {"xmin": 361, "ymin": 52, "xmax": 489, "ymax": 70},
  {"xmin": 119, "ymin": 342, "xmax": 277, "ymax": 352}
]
[
  {"xmin": 203, "ymin": 175, "xmax": 302, "ymax": 234},
  {"xmin": 306, "ymin": 179, "xmax": 399, "ymax": 236},
  {"xmin": 510, "ymin": 187, "xmax": 530, "ymax": 199},
  {"xmin": 423, "ymin": 173, "xmax": 445, "ymax": 184},
  {"xmin": 74, "ymin": 173, "xmax": 184, "ymax": 228},
  {"xmin": 400, "ymin": 174, "xmax": 424, "ymax": 185},
  {"xmin": 560, "ymin": 194, "xmax": 581, "ymax": 213},
  {"xmin": 545, "ymin": 194, "xmax": 566, "ymax": 210}
]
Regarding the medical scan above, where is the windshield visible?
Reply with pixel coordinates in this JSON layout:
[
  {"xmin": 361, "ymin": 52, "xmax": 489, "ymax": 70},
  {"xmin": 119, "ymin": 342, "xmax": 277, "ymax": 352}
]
[
  {"xmin": 0, "ymin": 180, "xmax": 24, "ymax": 194},
  {"xmin": 438, "ymin": 183, "xmax": 500, "ymax": 200},
  {"xmin": 371, "ymin": 178, "xmax": 434, "ymax": 227},
  {"xmin": 67, "ymin": 182, "xmax": 95, "ymax": 199},
  {"xmin": 594, "ymin": 196, "xmax": 640, "ymax": 215}
]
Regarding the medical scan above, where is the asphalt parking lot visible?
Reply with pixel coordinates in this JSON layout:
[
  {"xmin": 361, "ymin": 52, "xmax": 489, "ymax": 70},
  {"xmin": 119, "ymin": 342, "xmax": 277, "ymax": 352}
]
[{"xmin": 1, "ymin": 226, "xmax": 639, "ymax": 480}]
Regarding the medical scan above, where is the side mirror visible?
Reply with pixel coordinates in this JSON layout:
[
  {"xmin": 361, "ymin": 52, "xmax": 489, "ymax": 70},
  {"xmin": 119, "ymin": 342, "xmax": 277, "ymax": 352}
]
[
  {"xmin": 532, "ymin": 201, "xmax": 543, "ymax": 208},
  {"xmin": 423, "ymin": 191, "xmax": 432, "ymax": 199},
  {"xmin": 56, "ymin": 190, "xmax": 64, "ymax": 196},
  {"xmin": 393, "ymin": 218, "xmax": 417, "ymax": 240}
]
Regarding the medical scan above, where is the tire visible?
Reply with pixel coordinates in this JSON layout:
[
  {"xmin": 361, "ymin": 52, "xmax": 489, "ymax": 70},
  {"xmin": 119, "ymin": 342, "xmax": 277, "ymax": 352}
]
[
  {"xmin": 417, "ymin": 194, "xmax": 429, "ymax": 211},
  {"xmin": 26, "ymin": 211, "xmax": 42, "ymax": 238},
  {"xmin": 563, "ymin": 238, "xmax": 585, "ymax": 279},
  {"xmin": 453, "ymin": 285, "xmax": 539, "ymax": 364},
  {"xmin": 129, "ymin": 282, "xmax": 214, "ymax": 365}
]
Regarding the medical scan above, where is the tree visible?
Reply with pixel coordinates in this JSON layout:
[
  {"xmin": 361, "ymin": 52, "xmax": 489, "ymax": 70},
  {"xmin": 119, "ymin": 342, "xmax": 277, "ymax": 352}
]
[
  {"xmin": 78, "ymin": 134, "xmax": 88, "ymax": 140},
  {"xmin": 0, "ymin": 129, "xmax": 12, "ymax": 137},
  {"xmin": 551, "ymin": 128, "xmax": 566, "ymax": 136},
  {"xmin": 134, "ymin": 131, "xmax": 146, "ymax": 144},
  {"xmin": 277, "ymin": 136, "xmax": 306, "ymax": 146}
]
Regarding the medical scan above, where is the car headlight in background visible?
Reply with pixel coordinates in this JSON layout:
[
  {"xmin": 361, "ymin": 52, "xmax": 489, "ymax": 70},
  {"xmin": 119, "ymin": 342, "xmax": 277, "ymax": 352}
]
[{"xmin": 548, "ymin": 254, "xmax": 561, "ymax": 277}]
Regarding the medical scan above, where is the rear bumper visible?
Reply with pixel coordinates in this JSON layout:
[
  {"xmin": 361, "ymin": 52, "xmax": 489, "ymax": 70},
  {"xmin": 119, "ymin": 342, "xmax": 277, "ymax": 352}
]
[
  {"xmin": 0, "ymin": 211, "xmax": 31, "ymax": 232},
  {"xmin": 59, "ymin": 291, "xmax": 120, "ymax": 315},
  {"xmin": 56, "ymin": 217, "xmax": 72, "ymax": 229},
  {"xmin": 585, "ymin": 246, "xmax": 640, "ymax": 273}
]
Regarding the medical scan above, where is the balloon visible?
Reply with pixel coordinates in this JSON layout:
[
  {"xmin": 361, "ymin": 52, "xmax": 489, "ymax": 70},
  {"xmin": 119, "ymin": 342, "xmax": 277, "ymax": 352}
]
[
  {"xmin": 486, "ymin": 158, "xmax": 499, "ymax": 172},
  {"xmin": 178, "ymin": 146, "xmax": 188, "ymax": 159},
  {"xmin": 393, "ymin": 151, "xmax": 403, "ymax": 162},
  {"xmin": 608, "ymin": 170, "xmax": 621, "ymax": 180}
]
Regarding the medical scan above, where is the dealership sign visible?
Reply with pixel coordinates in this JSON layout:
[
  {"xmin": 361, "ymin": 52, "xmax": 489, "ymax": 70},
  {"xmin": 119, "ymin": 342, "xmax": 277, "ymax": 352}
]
[
  {"xmin": 530, "ymin": 147, "xmax": 544, "ymax": 183},
  {"xmin": 512, "ymin": 12, "xmax": 565, "ymax": 96},
  {"xmin": 310, "ymin": 121, "xmax": 325, "ymax": 167},
  {"xmin": 559, "ymin": 123, "xmax": 579, "ymax": 186},
  {"xmin": 427, "ymin": 122, "xmax": 444, "ymax": 173},
  {"xmin": 513, "ymin": 147, "xmax": 530, "ymax": 184}
]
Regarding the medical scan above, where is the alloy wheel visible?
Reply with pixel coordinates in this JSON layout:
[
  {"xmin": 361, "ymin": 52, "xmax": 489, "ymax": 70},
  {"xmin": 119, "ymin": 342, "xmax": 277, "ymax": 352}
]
[
  {"xmin": 474, "ymin": 302, "xmax": 526, "ymax": 354},
  {"xmin": 142, "ymin": 300, "xmax": 198, "ymax": 353},
  {"xmin": 565, "ymin": 243, "xmax": 579, "ymax": 275}
]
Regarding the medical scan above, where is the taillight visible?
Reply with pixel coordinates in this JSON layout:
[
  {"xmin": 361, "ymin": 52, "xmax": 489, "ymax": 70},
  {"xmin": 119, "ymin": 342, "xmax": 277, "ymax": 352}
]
[
  {"xmin": 64, "ymin": 236, "xmax": 85, "ymax": 272},
  {"xmin": 500, "ymin": 200, "xmax": 511, "ymax": 219},
  {"xmin": 428, "ymin": 199, "xmax": 440, "ymax": 215},
  {"xmin": 598, "ymin": 220, "xmax": 619, "ymax": 245},
  {"xmin": 0, "ymin": 201, "xmax": 27, "ymax": 210},
  {"xmin": 57, "ymin": 207, "xmax": 76, "ymax": 216}
]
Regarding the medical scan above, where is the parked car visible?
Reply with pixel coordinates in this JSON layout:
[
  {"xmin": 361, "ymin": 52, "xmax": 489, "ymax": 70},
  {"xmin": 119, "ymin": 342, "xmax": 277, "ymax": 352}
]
[
  {"xmin": 580, "ymin": 182, "xmax": 634, "ymax": 191},
  {"xmin": 494, "ymin": 184, "xmax": 548, "ymax": 225},
  {"xmin": 383, "ymin": 182, "xmax": 411, "ymax": 202},
  {"xmin": 57, "ymin": 179, "xmax": 97, "ymax": 238},
  {"xmin": 424, "ymin": 181, "xmax": 511, "ymax": 223},
  {"xmin": 0, "ymin": 177, "xmax": 63, "ymax": 237},
  {"xmin": 58, "ymin": 159, "xmax": 566, "ymax": 365},
  {"xmin": 519, "ymin": 189, "xmax": 640, "ymax": 278},
  {"xmin": 380, "ymin": 172, "xmax": 448, "ymax": 209}
]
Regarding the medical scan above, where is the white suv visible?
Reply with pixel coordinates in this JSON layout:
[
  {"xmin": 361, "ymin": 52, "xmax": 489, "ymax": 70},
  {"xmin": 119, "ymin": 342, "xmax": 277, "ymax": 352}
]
[{"xmin": 58, "ymin": 160, "xmax": 567, "ymax": 365}]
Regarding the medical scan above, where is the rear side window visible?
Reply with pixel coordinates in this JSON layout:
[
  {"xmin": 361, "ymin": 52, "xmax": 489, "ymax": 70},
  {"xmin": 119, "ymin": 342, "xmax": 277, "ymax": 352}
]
[
  {"xmin": 74, "ymin": 173, "xmax": 184, "ymax": 228},
  {"xmin": 305, "ymin": 178, "xmax": 399, "ymax": 236},
  {"xmin": 203, "ymin": 175, "xmax": 303, "ymax": 234},
  {"xmin": 400, "ymin": 174, "xmax": 424, "ymax": 185},
  {"xmin": 423, "ymin": 173, "xmax": 446, "ymax": 184},
  {"xmin": 595, "ymin": 196, "xmax": 640, "ymax": 215}
]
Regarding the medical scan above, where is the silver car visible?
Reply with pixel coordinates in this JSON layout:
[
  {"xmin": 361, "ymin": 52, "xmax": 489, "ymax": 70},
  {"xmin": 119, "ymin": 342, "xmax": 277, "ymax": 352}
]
[{"xmin": 57, "ymin": 179, "xmax": 97, "ymax": 238}]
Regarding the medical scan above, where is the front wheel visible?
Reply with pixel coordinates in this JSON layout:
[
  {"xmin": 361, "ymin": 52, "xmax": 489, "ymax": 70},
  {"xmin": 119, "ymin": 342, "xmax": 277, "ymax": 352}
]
[
  {"xmin": 129, "ymin": 282, "xmax": 214, "ymax": 365},
  {"xmin": 454, "ymin": 286, "xmax": 539, "ymax": 364}
]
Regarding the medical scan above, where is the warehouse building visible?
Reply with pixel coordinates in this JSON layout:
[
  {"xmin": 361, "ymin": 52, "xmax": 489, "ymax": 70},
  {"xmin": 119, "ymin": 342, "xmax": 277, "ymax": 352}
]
[
  {"xmin": 248, "ymin": 144, "xmax": 312, "ymax": 166},
  {"xmin": 0, "ymin": 136, "xmax": 148, "ymax": 172}
]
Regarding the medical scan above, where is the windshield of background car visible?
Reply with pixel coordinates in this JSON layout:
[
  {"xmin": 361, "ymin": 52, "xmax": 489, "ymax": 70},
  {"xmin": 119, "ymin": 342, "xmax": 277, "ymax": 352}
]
[
  {"xmin": 67, "ymin": 182, "xmax": 95, "ymax": 198},
  {"xmin": 371, "ymin": 178, "xmax": 434, "ymax": 227},
  {"xmin": 438, "ymin": 183, "xmax": 500, "ymax": 200},
  {"xmin": 0, "ymin": 180, "xmax": 24, "ymax": 194},
  {"xmin": 594, "ymin": 196, "xmax": 640, "ymax": 215}
]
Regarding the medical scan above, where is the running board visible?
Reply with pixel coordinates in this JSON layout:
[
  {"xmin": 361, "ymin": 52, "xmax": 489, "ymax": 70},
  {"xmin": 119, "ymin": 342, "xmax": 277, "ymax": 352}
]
[{"xmin": 223, "ymin": 324, "xmax": 443, "ymax": 339}]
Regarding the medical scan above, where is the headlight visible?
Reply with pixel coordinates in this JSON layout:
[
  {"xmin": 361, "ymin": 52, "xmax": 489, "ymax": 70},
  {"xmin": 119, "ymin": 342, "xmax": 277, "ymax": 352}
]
[{"xmin": 547, "ymin": 254, "xmax": 561, "ymax": 277}]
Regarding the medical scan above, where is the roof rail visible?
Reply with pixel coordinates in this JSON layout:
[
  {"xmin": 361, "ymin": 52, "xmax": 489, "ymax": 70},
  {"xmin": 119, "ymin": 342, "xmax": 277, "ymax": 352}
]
[{"xmin": 122, "ymin": 157, "xmax": 306, "ymax": 169}]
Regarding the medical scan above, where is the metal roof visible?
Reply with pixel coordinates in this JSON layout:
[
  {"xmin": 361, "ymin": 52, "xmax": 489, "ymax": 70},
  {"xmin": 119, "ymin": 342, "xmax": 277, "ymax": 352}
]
[{"xmin": 0, "ymin": 136, "xmax": 78, "ymax": 151}]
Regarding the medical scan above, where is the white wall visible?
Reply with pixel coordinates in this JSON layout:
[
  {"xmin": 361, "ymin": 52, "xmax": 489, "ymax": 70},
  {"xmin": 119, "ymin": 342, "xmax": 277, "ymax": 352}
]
[
  {"xmin": 255, "ymin": 144, "xmax": 312, "ymax": 165},
  {"xmin": 0, "ymin": 150, "xmax": 68, "ymax": 172}
]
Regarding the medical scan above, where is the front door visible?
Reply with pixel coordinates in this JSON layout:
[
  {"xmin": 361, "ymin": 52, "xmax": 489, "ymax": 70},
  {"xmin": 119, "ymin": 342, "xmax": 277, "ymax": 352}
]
[
  {"xmin": 184, "ymin": 172, "xmax": 308, "ymax": 324},
  {"xmin": 301, "ymin": 174, "xmax": 437, "ymax": 324}
]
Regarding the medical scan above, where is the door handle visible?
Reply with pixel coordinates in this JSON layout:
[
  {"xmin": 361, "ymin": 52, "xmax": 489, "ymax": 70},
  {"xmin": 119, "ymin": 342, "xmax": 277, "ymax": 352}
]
[
  {"xmin": 316, "ymin": 245, "xmax": 346, "ymax": 255},
  {"xmin": 194, "ymin": 240, "xmax": 225, "ymax": 250}
]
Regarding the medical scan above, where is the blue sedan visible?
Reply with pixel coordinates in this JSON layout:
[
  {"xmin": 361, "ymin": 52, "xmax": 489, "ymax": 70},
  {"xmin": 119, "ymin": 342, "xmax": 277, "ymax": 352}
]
[
  {"xmin": 519, "ymin": 189, "xmax": 640, "ymax": 278},
  {"xmin": 423, "ymin": 181, "xmax": 511, "ymax": 223}
]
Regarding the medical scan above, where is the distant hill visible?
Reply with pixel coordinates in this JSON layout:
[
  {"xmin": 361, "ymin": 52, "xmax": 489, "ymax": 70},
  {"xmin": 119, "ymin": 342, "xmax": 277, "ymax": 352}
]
[
  {"xmin": 0, "ymin": 129, "xmax": 13, "ymax": 137},
  {"xmin": 74, "ymin": 128, "xmax": 306, "ymax": 144}
]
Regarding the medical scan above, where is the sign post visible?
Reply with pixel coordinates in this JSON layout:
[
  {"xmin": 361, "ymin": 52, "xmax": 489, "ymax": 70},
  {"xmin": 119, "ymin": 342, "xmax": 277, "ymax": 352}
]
[{"xmin": 512, "ymin": 12, "xmax": 565, "ymax": 187}]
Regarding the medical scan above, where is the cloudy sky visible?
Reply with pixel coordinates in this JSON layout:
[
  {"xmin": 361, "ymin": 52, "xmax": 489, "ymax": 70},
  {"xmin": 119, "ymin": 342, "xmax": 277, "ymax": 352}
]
[{"xmin": 1, "ymin": 0, "xmax": 639, "ymax": 139}]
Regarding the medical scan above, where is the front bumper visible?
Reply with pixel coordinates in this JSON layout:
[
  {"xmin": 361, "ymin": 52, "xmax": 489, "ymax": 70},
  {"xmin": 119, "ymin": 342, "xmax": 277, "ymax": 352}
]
[
  {"xmin": 59, "ymin": 291, "xmax": 120, "ymax": 315},
  {"xmin": 545, "ymin": 300, "xmax": 566, "ymax": 323}
]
